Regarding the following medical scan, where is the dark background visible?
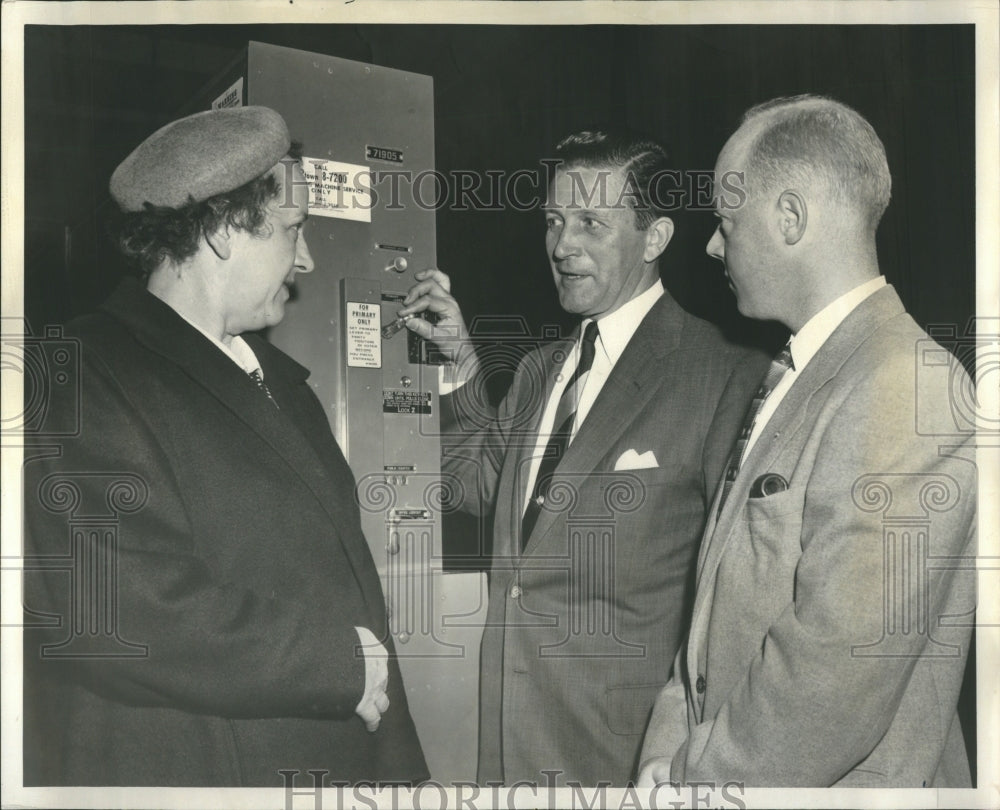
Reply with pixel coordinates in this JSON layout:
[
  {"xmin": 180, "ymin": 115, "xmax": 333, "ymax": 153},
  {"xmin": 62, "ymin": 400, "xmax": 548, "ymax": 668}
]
[{"xmin": 21, "ymin": 23, "xmax": 977, "ymax": 780}]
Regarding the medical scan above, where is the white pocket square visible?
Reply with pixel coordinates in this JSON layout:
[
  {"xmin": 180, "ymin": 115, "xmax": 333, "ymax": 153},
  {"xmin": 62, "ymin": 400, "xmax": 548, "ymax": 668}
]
[{"xmin": 613, "ymin": 449, "xmax": 659, "ymax": 471}]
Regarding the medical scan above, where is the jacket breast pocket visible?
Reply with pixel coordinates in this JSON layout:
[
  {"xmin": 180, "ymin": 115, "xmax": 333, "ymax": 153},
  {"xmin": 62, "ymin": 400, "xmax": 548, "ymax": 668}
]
[
  {"xmin": 605, "ymin": 682, "xmax": 665, "ymax": 737},
  {"xmin": 596, "ymin": 466, "xmax": 674, "ymax": 499},
  {"xmin": 595, "ymin": 465, "xmax": 699, "ymax": 518},
  {"xmin": 743, "ymin": 484, "xmax": 806, "ymax": 567}
]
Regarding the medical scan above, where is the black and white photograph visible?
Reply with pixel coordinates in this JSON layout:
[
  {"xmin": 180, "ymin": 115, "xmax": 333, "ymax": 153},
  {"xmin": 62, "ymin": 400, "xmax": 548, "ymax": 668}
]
[{"xmin": 2, "ymin": 2, "xmax": 997, "ymax": 809}]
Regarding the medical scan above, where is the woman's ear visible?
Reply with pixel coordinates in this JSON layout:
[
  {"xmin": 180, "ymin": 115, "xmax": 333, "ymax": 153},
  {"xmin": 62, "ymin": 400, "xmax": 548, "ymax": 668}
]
[{"xmin": 204, "ymin": 224, "xmax": 232, "ymax": 261}]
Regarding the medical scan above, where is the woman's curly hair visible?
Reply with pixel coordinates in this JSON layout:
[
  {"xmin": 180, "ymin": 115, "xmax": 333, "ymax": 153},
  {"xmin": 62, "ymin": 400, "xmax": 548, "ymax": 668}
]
[{"xmin": 112, "ymin": 145, "xmax": 302, "ymax": 279}]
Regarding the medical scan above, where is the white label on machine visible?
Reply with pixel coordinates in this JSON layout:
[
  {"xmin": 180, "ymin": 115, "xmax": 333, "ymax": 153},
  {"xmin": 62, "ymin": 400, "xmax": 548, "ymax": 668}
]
[
  {"xmin": 301, "ymin": 158, "xmax": 373, "ymax": 222},
  {"xmin": 346, "ymin": 302, "xmax": 381, "ymax": 368},
  {"xmin": 211, "ymin": 78, "xmax": 243, "ymax": 109}
]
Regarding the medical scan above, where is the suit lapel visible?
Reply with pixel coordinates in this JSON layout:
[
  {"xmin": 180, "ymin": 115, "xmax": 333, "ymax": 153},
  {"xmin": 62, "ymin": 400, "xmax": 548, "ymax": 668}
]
[
  {"xmin": 522, "ymin": 293, "xmax": 685, "ymax": 554},
  {"xmin": 688, "ymin": 285, "xmax": 907, "ymax": 667}
]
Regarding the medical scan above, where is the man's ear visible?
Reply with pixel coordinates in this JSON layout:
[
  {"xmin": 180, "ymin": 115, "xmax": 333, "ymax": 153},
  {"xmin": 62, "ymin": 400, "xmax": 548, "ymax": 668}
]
[
  {"xmin": 644, "ymin": 216, "xmax": 675, "ymax": 262},
  {"xmin": 204, "ymin": 225, "xmax": 232, "ymax": 261},
  {"xmin": 777, "ymin": 190, "xmax": 807, "ymax": 245}
]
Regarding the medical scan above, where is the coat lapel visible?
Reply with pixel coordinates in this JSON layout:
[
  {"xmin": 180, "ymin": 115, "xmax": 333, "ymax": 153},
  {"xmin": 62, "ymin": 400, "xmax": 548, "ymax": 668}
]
[
  {"xmin": 102, "ymin": 280, "xmax": 373, "ymax": 580},
  {"xmin": 688, "ymin": 285, "xmax": 907, "ymax": 669},
  {"xmin": 522, "ymin": 293, "xmax": 685, "ymax": 554}
]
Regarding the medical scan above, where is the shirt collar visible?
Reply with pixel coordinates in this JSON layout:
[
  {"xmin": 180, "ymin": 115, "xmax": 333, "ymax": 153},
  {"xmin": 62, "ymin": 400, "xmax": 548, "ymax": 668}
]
[
  {"xmin": 789, "ymin": 276, "xmax": 886, "ymax": 371},
  {"xmin": 167, "ymin": 307, "xmax": 264, "ymax": 377},
  {"xmin": 589, "ymin": 280, "xmax": 664, "ymax": 365}
]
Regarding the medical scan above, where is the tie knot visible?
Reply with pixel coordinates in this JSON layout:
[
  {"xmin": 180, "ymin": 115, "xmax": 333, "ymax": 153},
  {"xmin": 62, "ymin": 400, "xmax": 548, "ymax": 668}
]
[{"xmin": 582, "ymin": 320, "xmax": 599, "ymax": 346}]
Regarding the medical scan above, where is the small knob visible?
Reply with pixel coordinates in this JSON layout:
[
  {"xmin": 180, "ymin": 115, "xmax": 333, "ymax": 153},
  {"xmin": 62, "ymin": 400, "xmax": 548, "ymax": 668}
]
[{"xmin": 386, "ymin": 257, "xmax": 408, "ymax": 274}]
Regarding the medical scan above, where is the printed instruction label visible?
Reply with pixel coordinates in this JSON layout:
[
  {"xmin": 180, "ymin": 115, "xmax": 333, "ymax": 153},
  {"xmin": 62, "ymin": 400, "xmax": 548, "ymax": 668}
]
[
  {"xmin": 301, "ymin": 158, "xmax": 372, "ymax": 223},
  {"xmin": 212, "ymin": 78, "xmax": 244, "ymax": 109},
  {"xmin": 391, "ymin": 509, "xmax": 431, "ymax": 521},
  {"xmin": 383, "ymin": 390, "xmax": 432, "ymax": 415},
  {"xmin": 346, "ymin": 302, "xmax": 381, "ymax": 368}
]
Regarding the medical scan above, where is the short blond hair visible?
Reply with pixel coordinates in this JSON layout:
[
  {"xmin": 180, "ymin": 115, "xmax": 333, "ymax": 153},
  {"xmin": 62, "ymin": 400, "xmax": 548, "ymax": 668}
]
[{"xmin": 741, "ymin": 95, "xmax": 891, "ymax": 231}]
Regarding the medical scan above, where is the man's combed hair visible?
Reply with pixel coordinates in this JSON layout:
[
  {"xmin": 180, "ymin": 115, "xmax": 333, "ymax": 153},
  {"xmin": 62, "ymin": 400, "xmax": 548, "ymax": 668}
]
[
  {"xmin": 553, "ymin": 129, "xmax": 673, "ymax": 229},
  {"xmin": 113, "ymin": 145, "xmax": 302, "ymax": 279},
  {"xmin": 741, "ymin": 95, "xmax": 892, "ymax": 231}
]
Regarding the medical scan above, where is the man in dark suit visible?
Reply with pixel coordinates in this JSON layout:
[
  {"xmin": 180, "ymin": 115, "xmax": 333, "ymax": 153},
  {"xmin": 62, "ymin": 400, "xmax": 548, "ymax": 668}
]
[
  {"xmin": 638, "ymin": 95, "xmax": 977, "ymax": 787},
  {"xmin": 22, "ymin": 106, "xmax": 427, "ymax": 786},
  {"xmin": 399, "ymin": 130, "xmax": 767, "ymax": 786}
]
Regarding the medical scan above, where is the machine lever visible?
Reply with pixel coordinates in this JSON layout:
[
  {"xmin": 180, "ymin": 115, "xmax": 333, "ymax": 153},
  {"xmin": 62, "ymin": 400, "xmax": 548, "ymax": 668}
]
[{"xmin": 381, "ymin": 313, "xmax": 413, "ymax": 340}]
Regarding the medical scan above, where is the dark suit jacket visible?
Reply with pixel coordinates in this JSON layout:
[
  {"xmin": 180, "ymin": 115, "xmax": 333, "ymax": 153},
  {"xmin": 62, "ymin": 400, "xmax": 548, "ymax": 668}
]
[
  {"xmin": 641, "ymin": 285, "xmax": 977, "ymax": 786},
  {"xmin": 442, "ymin": 291, "xmax": 768, "ymax": 786},
  {"xmin": 22, "ymin": 278, "xmax": 428, "ymax": 786}
]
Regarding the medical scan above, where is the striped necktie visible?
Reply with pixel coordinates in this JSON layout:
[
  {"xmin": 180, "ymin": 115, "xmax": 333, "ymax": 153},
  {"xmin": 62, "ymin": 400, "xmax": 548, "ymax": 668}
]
[
  {"xmin": 248, "ymin": 368, "xmax": 279, "ymax": 409},
  {"xmin": 520, "ymin": 320, "xmax": 599, "ymax": 547},
  {"xmin": 717, "ymin": 342, "xmax": 793, "ymax": 513}
]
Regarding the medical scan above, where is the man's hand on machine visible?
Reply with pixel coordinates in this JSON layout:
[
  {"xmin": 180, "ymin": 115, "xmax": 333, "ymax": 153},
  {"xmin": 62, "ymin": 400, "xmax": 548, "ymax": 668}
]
[{"xmin": 398, "ymin": 268, "xmax": 479, "ymax": 376}]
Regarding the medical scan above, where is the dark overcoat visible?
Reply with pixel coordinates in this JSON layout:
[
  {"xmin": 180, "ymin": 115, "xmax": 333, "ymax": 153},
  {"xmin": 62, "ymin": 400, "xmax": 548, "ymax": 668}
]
[{"xmin": 23, "ymin": 278, "xmax": 428, "ymax": 786}]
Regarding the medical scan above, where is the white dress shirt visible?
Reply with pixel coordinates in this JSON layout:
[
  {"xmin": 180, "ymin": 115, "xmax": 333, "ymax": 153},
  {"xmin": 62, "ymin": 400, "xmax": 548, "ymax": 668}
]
[
  {"xmin": 521, "ymin": 280, "xmax": 664, "ymax": 514},
  {"xmin": 741, "ymin": 275, "xmax": 887, "ymax": 462}
]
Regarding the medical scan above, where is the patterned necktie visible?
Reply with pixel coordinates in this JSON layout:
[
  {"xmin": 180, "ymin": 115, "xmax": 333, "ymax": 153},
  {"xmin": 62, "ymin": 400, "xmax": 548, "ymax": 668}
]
[
  {"xmin": 717, "ymin": 343, "xmax": 793, "ymax": 513},
  {"xmin": 520, "ymin": 320, "xmax": 600, "ymax": 548},
  {"xmin": 248, "ymin": 369, "xmax": 279, "ymax": 409}
]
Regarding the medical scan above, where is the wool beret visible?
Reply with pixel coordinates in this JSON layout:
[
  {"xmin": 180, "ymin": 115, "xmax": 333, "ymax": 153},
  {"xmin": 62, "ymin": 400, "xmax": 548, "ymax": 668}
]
[{"xmin": 109, "ymin": 106, "xmax": 291, "ymax": 212}]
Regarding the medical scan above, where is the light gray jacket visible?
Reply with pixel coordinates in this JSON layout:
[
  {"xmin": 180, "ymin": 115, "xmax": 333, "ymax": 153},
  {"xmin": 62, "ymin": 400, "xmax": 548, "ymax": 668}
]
[{"xmin": 641, "ymin": 285, "xmax": 976, "ymax": 787}]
